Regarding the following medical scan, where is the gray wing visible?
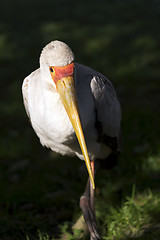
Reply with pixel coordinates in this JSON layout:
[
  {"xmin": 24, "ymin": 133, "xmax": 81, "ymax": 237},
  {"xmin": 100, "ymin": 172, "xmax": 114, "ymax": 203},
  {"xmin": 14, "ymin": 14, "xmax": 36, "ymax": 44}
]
[{"xmin": 90, "ymin": 75, "xmax": 122, "ymax": 153}]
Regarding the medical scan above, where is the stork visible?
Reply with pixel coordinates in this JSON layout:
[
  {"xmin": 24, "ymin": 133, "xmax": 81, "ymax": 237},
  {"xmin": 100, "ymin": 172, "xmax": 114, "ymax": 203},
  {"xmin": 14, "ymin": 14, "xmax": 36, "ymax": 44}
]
[{"xmin": 22, "ymin": 40, "xmax": 121, "ymax": 240}]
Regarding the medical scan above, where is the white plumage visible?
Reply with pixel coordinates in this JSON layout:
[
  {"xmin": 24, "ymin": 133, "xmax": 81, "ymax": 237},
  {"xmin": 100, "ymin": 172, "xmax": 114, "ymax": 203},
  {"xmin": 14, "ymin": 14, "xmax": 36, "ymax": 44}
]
[
  {"xmin": 22, "ymin": 40, "xmax": 121, "ymax": 161},
  {"xmin": 22, "ymin": 40, "xmax": 121, "ymax": 239}
]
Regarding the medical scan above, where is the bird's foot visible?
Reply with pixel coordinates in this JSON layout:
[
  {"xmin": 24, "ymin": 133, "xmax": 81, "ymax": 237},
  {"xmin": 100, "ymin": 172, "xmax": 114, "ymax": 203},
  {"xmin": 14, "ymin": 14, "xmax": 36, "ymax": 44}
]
[{"xmin": 80, "ymin": 195, "xmax": 100, "ymax": 239}]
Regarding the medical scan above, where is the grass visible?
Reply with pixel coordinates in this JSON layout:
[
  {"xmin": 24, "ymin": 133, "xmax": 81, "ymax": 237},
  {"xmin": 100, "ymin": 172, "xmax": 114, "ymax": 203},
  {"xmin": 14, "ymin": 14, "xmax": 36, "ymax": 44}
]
[
  {"xmin": 104, "ymin": 189, "xmax": 160, "ymax": 239},
  {"xmin": 0, "ymin": 0, "xmax": 160, "ymax": 239}
]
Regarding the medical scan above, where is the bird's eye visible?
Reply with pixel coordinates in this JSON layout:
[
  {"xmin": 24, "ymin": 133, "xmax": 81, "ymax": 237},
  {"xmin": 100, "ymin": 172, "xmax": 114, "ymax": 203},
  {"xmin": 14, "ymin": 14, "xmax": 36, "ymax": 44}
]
[{"xmin": 50, "ymin": 67, "xmax": 54, "ymax": 72}]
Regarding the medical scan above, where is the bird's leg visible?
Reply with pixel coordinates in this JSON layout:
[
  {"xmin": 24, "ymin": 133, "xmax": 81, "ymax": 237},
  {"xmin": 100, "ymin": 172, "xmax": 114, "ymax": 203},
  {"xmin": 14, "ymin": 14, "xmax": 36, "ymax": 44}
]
[
  {"xmin": 90, "ymin": 160, "xmax": 95, "ymax": 213},
  {"xmin": 80, "ymin": 160, "xmax": 100, "ymax": 239},
  {"xmin": 90, "ymin": 161, "xmax": 95, "ymax": 240}
]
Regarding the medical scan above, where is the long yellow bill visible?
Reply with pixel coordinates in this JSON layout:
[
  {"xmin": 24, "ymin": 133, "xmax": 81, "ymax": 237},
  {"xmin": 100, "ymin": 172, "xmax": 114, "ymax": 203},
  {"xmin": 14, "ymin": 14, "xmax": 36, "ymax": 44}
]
[{"xmin": 49, "ymin": 64, "xmax": 95, "ymax": 189}]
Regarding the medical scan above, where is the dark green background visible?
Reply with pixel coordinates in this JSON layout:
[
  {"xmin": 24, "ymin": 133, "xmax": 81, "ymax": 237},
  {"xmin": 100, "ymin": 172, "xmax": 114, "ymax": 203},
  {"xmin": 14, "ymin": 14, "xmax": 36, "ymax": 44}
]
[{"xmin": 0, "ymin": 0, "xmax": 160, "ymax": 239}]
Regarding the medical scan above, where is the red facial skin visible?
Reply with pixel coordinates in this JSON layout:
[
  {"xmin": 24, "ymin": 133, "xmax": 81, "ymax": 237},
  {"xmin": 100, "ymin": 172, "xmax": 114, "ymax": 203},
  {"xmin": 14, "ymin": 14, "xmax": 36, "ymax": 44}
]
[{"xmin": 49, "ymin": 62, "xmax": 74, "ymax": 85}]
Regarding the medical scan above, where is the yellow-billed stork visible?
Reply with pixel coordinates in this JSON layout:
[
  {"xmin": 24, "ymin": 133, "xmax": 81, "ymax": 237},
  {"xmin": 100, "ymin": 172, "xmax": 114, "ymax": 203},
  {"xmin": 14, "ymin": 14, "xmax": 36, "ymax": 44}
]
[{"xmin": 22, "ymin": 40, "xmax": 122, "ymax": 240}]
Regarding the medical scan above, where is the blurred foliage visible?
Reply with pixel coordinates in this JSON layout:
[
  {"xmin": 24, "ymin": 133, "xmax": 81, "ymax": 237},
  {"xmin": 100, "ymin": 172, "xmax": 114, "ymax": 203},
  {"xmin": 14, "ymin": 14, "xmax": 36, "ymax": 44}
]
[{"xmin": 0, "ymin": 0, "xmax": 160, "ymax": 239}]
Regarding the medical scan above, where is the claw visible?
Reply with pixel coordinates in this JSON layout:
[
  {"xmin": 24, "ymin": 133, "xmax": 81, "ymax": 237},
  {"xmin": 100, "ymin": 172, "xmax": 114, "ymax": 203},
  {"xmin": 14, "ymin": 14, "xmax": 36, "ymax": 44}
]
[{"xmin": 80, "ymin": 195, "xmax": 101, "ymax": 239}]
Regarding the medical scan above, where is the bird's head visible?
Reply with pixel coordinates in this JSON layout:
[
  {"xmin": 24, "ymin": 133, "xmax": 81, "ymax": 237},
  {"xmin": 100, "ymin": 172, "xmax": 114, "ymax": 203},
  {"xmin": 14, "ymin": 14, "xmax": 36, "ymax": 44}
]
[{"xmin": 40, "ymin": 41, "xmax": 95, "ymax": 189}]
